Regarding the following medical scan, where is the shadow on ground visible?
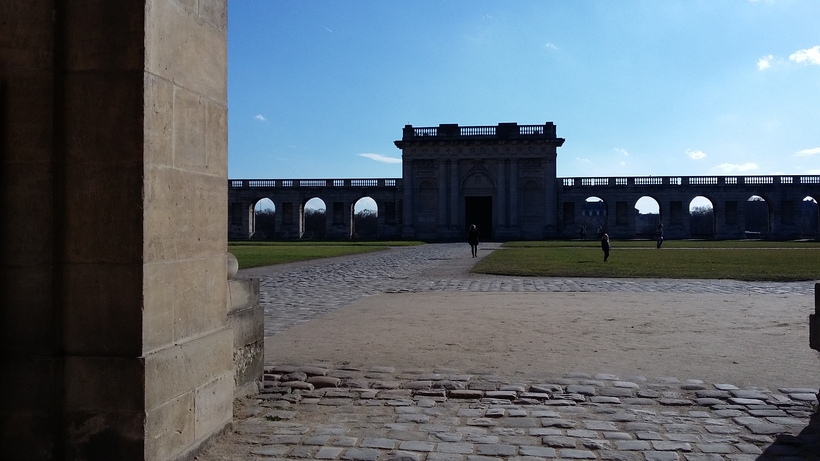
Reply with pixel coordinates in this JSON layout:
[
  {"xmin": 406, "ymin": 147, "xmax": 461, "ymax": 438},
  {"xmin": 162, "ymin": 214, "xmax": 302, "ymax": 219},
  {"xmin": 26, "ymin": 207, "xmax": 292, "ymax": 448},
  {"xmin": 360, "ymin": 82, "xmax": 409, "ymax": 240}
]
[{"xmin": 759, "ymin": 408, "xmax": 820, "ymax": 459}]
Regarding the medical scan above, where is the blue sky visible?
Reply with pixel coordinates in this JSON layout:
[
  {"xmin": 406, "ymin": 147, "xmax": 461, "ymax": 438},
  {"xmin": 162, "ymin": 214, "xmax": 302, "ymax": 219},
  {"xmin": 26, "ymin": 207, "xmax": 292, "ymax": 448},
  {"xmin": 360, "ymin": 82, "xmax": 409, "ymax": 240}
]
[{"xmin": 228, "ymin": 0, "xmax": 820, "ymax": 182}]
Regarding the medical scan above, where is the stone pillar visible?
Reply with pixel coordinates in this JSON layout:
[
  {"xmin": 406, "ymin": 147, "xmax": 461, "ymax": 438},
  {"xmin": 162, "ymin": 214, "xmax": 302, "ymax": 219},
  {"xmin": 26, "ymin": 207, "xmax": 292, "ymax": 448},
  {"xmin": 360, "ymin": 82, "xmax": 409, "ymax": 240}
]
[
  {"xmin": 509, "ymin": 159, "xmax": 519, "ymax": 228},
  {"xmin": 450, "ymin": 160, "xmax": 459, "ymax": 229},
  {"xmin": 437, "ymin": 160, "xmax": 448, "ymax": 234},
  {"xmin": 402, "ymin": 161, "xmax": 415, "ymax": 238},
  {"xmin": 1, "ymin": 1, "xmax": 233, "ymax": 460},
  {"xmin": 497, "ymin": 160, "xmax": 507, "ymax": 228}
]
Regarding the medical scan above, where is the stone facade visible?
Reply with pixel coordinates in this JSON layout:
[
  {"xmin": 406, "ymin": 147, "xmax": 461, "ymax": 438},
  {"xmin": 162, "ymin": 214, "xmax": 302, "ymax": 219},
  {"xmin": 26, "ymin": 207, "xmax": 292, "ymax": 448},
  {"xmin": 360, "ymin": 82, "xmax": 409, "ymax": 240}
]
[
  {"xmin": 395, "ymin": 123, "xmax": 565, "ymax": 241},
  {"xmin": 229, "ymin": 123, "xmax": 820, "ymax": 241},
  {"xmin": 0, "ymin": 1, "xmax": 258, "ymax": 460}
]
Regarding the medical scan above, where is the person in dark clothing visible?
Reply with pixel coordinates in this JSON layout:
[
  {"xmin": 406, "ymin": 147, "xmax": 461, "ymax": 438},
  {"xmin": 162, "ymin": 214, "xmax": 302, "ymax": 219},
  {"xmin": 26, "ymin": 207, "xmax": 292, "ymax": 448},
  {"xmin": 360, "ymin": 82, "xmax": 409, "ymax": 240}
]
[
  {"xmin": 655, "ymin": 223, "xmax": 664, "ymax": 249},
  {"xmin": 467, "ymin": 224, "xmax": 479, "ymax": 258},
  {"xmin": 601, "ymin": 233, "xmax": 611, "ymax": 262}
]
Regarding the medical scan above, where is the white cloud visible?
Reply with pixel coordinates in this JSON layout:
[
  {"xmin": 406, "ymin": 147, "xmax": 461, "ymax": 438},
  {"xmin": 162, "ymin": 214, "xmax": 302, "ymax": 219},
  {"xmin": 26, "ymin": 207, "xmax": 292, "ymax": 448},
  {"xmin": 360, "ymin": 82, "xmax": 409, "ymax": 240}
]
[
  {"xmin": 255, "ymin": 114, "xmax": 266, "ymax": 121},
  {"xmin": 543, "ymin": 42, "xmax": 558, "ymax": 51},
  {"xmin": 757, "ymin": 55, "xmax": 774, "ymax": 70},
  {"xmin": 789, "ymin": 45, "xmax": 820, "ymax": 65},
  {"xmin": 613, "ymin": 147, "xmax": 629, "ymax": 156},
  {"xmin": 795, "ymin": 147, "xmax": 820, "ymax": 157},
  {"xmin": 712, "ymin": 162, "xmax": 759, "ymax": 173},
  {"xmin": 576, "ymin": 157, "xmax": 592, "ymax": 164},
  {"xmin": 806, "ymin": 169, "xmax": 820, "ymax": 175},
  {"xmin": 358, "ymin": 153, "xmax": 401, "ymax": 164},
  {"xmin": 686, "ymin": 149, "xmax": 707, "ymax": 160}
]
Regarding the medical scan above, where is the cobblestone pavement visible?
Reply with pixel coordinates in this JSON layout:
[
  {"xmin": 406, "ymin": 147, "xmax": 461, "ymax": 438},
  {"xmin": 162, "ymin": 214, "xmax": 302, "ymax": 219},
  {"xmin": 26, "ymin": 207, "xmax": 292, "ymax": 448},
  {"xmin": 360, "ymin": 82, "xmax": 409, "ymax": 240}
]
[
  {"xmin": 238, "ymin": 243, "xmax": 816, "ymax": 336},
  {"xmin": 200, "ymin": 244, "xmax": 820, "ymax": 460}
]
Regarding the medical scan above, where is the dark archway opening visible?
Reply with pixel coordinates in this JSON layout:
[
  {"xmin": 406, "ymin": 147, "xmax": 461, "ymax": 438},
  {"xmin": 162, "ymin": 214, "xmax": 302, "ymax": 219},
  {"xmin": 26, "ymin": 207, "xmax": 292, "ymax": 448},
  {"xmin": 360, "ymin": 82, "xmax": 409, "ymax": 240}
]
[{"xmin": 465, "ymin": 196, "xmax": 493, "ymax": 241}]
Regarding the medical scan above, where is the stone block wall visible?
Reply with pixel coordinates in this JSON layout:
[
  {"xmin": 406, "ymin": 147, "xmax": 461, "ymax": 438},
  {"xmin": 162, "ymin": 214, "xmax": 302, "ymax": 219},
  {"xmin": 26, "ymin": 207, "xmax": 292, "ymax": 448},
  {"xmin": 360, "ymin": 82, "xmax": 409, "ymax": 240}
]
[
  {"xmin": 1, "ymin": 1, "xmax": 235, "ymax": 460},
  {"xmin": 228, "ymin": 277, "xmax": 265, "ymax": 398}
]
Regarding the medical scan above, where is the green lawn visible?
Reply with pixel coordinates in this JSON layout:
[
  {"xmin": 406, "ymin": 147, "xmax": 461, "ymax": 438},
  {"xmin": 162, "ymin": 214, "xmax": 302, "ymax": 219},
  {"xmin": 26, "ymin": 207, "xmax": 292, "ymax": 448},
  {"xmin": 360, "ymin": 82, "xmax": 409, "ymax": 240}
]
[
  {"xmin": 228, "ymin": 241, "xmax": 423, "ymax": 269},
  {"xmin": 473, "ymin": 240, "xmax": 820, "ymax": 282}
]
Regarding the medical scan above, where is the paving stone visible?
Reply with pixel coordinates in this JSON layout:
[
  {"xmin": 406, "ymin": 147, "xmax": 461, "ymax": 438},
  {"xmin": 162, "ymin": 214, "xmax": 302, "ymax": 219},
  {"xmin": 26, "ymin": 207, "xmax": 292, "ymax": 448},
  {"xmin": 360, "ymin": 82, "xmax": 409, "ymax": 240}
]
[
  {"xmin": 644, "ymin": 451, "xmax": 682, "ymax": 461},
  {"xmin": 734, "ymin": 443, "xmax": 762, "ymax": 454},
  {"xmin": 542, "ymin": 435, "xmax": 577, "ymax": 448},
  {"xmin": 427, "ymin": 454, "xmax": 465, "ymax": 461},
  {"xmin": 437, "ymin": 442, "xmax": 475, "ymax": 454},
  {"xmin": 450, "ymin": 390, "xmax": 485, "ymax": 399},
  {"xmin": 289, "ymin": 446, "xmax": 319, "ymax": 458},
  {"xmin": 518, "ymin": 446, "xmax": 557, "ymax": 457},
  {"xmin": 584, "ymin": 421, "xmax": 618, "ymax": 431},
  {"xmin": 333, "ymin": 436, "xmax": 360, "ymax": 446},
  {"xmin": 433, "ymin": 432, "xmax": 464, "ymax": 442},
  {"xmin": 541, "ymin": 418, "xmax": 577, "ymax": 428},
  {"xmin": 614, "ymin": 440, "xmax": 652, "ymax": 451},
  {"xmin": 475, "ymin": 444, "xmax": 516, "ymax": 456},
  {"xmin": 466, "ymin": 456, "xmax": 501, "ymax": 461},
  {"xmin": 696, "ymin": 443, "xmax": 734, "ymax": 453},
  {"xmin": 599, "ymin": 387, "xmax": 635, "ymax": 398},
  {"xmin": 581, "ymin": 438, "xmax": 611, "ymax": 450},
  {"xmin": 636, "ymin": 431, "xmax": 663, "ymax": 440},
  {"xmin": 386, "ymin": 451, "xmax": 423, "ymax": 461},
  {"xmin": 681, "ymin": 455, "xmax": 724, "ymax": 461},
  {"xmin": 559, "ymin": 448, "xmax": 597, "ymax": 459},
  {"xmin": 566, "ymin": 385, "xmax": 597, "ymax": 396},
  {"xmin": 603, "ymin": 432, "xmax": 633, "ymax": 440},
  {"xmin": 317, "ymin": 447, "xmax": 346, "ymax": 459},
  {"xmin": 591, "ymin": 396, "xmax": 622, "ymax": 404},
  {"xmin": 651, "ymin": 441, "xmax": 692, "ymax": 451},
  {"xmin": 399, "ymin": 441, "xmax": 436, "ymax": 452},
  {"xmin": 361, "ymin": 438, "xmax": 398, "ymax": 449},
  {"xmin": 600, "ymin": 450, "xmax": 642, "ymax": 461},
  {"xmin": 342, "ymin": 448, "xmax": 382, "ymax": 461}
]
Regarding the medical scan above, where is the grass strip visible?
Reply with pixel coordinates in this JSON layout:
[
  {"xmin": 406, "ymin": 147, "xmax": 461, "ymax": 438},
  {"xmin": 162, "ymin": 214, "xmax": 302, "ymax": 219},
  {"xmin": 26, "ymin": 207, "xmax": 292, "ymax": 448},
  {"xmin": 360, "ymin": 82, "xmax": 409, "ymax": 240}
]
[
  {"xmin": 228, "ymin": 241, "xmax": 423, "ymax": 269},
  {"xmin": 474, "ymin": 241, "xmax": 820, "ymax": 282}
]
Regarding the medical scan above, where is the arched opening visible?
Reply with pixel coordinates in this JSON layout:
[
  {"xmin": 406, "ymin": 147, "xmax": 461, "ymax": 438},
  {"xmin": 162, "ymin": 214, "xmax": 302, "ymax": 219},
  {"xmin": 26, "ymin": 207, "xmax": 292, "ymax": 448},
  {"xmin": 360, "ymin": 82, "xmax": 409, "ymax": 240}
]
[
  {"xmin": 301, "ymin": 197, "xmax": 326, "ymax": 239},
  {"xmin": 353, "ymin": 197, "xmax": 378, "ymax": 239},
  {"xmin": 689, "ymin": 196, "xmax": 715, "ymax": 238},
  {"xmin": 800, "ymin": 196, "xmax": 819, "ymax": 239},
  {"xmin": 744, "ymin": 195, "xmax": 770, "ymax": 238},
  {"xmin": 582, "ymin": 196, "xmax": 607, "ymax": 238},
  {"xmin": 252, "ymin": 198, "xmax": 275, "ymax": 239},
  {"xmin": 634, "ymin": 196, "xmax": 660, "ymax": 237}
]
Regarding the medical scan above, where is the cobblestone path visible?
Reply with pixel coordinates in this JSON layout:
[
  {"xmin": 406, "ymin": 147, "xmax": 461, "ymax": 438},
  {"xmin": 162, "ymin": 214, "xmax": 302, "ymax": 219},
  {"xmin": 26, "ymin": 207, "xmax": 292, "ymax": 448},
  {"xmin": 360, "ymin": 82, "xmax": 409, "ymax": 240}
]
[
  {"xmin": 238, "ymin": 243, "xmax": 816, "ymax": 336},
  {"xmin": 198, "ymin": 244, "xmax": 820, "ymax": 460}
]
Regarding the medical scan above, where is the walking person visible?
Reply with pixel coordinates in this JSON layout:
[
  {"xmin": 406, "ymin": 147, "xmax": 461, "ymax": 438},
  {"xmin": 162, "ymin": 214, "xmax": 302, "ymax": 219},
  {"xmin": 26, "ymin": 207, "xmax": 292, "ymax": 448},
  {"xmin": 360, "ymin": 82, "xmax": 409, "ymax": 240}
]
[
  {"xmin": 467, "ymin": 224, "xmax": 480, "ymax": 258},
  {"xmin": 655, "ymin": 223, "xmax": 664, "ymax": 249},
  {"xmin": 600, "ymin": 232, "xmax": 611, "ymax": 262}
]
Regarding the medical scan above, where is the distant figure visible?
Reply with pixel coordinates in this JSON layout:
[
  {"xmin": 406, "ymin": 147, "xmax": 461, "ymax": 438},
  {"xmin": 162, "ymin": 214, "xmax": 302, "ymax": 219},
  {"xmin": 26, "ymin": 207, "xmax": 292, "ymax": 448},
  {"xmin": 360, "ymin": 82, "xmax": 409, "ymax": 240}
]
[
  {"xmin": 655, "ymin": 223, "xmax": 664, "ymax": 249},
  {"xmin": 580, "ymin": 226, "xmax": 587, "ymax": 241},
  {"xmin": 601, "ymin": 233, "xmax": 611, "ymax": 262},
  {"xmin": 467, "ymin": 224, "xmax": 480, "ymax": 257}
]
